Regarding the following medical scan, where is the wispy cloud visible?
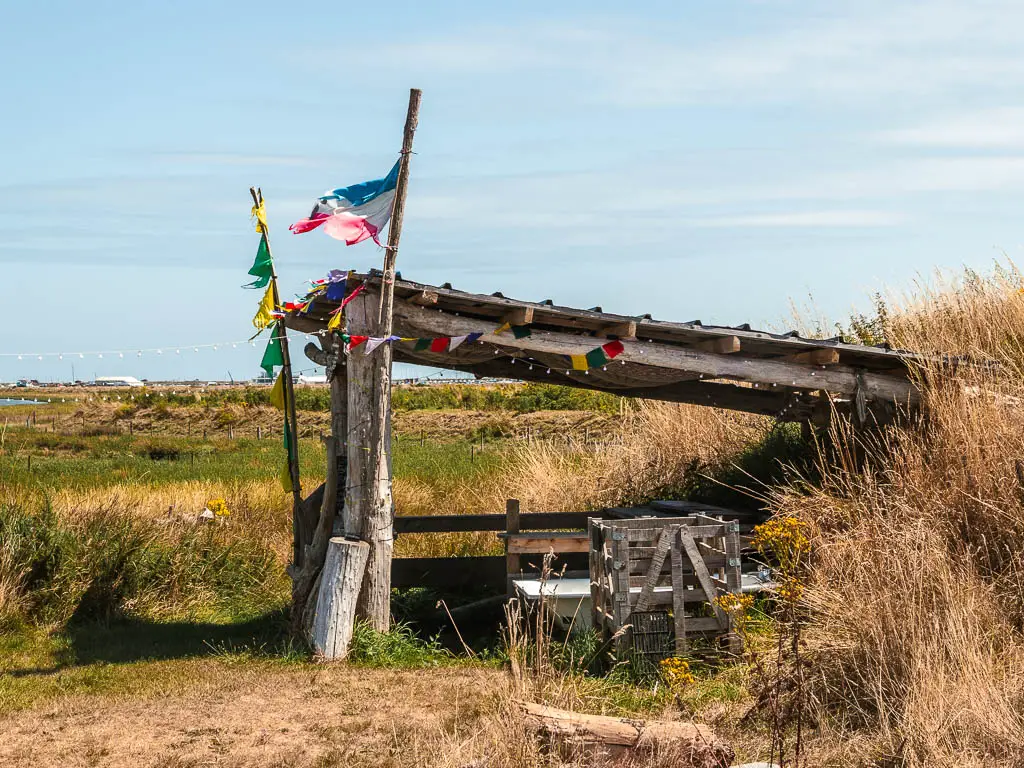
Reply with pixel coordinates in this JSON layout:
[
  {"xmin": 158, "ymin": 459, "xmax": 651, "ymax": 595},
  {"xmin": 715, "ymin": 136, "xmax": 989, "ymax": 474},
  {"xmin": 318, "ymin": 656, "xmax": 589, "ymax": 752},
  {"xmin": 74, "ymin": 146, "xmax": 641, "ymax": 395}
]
[
  {"xmin": 878, "ymin": 107, "xmax": 1024, "ymax": 148},
  {"xmin": 689, "ymin": 210, "xmax": 904, "ymax": 228},
  {"xmin": 297, "ymin": 3, "xmax": 1024, "ymax": 108}
]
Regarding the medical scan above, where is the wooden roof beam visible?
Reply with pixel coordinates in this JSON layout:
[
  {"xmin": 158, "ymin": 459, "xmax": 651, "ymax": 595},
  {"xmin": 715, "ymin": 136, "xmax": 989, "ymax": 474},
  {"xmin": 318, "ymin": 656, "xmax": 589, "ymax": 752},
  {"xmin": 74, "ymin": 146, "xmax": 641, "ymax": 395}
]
[
  {"xmin": 694, "ymin": 336, "xmax": 741, "ymax": 355},
  {"xmin": 408, "ymin": 290, "xmax": 439, "ymax": 307},
  {"xmin": 501, "ymin": 306, "xmax": 534, "ymax": 326},
  {"xmin": 391, "ymin": 296, "xmax": 918, "ymax": 404},
  {"xmin": 785, "ymin": 349, "xmax": 840, "ymax": 365},
  {"xmin": 598, "ymin": 320, "xmax": 637, "ymax": 340}
]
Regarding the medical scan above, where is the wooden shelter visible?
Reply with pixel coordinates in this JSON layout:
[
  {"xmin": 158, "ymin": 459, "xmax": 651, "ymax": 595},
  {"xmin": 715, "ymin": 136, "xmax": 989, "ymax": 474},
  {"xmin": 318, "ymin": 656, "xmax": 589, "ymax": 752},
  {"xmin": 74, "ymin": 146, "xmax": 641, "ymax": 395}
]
[{"xmin": 284, "ymin": 271, "xmax": 921, "ymax": 656}]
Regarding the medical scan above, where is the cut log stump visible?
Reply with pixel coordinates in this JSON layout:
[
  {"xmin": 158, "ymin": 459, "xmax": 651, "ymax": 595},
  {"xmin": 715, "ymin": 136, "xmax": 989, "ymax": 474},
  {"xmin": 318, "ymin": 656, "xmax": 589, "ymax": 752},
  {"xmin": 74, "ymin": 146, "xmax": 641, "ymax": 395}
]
[
  {"xmin": 310, "ymin": 537, "xmax": 369, "ymax": 658},
  {"xmin": 520, "ymin": 701, "xmax": 734, "ymax": 768}
]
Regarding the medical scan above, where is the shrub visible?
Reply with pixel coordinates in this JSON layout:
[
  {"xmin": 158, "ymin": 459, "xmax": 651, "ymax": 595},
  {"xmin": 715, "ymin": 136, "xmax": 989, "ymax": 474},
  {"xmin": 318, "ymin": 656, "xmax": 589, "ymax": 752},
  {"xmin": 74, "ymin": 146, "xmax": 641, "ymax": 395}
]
[{"xmin": 0, "ymin": 501, "xmax": 285, "ymax": 626}]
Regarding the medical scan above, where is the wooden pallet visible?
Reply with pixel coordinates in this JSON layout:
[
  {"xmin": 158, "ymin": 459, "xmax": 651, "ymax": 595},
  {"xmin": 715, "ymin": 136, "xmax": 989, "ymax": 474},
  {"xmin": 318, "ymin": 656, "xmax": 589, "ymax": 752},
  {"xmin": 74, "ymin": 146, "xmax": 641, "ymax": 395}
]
[{"xmin": 589, "ymin": 515, "xmax": 742, "ymax": 654}]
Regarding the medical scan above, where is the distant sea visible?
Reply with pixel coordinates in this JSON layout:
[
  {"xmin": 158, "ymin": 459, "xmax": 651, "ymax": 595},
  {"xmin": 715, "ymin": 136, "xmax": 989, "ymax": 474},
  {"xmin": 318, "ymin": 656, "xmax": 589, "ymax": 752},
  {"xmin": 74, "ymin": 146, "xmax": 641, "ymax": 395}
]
[{"xmin": 0, "ymin": 398, "xmax": 45, "ymax": 407}]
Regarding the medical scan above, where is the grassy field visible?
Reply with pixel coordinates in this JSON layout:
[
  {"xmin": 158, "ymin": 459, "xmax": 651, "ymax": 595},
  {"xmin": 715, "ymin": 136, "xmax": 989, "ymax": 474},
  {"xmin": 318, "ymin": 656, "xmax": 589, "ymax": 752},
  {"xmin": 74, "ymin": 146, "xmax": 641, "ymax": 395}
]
[{"xmin": 6, "ymin": 266, "xmax": 1024, "ymax": 765}]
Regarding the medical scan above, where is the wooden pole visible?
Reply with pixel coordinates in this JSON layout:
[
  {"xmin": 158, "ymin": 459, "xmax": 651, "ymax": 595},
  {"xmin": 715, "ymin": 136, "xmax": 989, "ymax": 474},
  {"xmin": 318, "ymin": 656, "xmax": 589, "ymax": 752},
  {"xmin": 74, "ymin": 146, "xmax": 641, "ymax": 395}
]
[
  {"xmin": 249, "ymin": 187, "xmax": 305, "ymax": 567},
  {"xmin": 357, "ymin": 88, "xmax": 422, "ymax": 630}
]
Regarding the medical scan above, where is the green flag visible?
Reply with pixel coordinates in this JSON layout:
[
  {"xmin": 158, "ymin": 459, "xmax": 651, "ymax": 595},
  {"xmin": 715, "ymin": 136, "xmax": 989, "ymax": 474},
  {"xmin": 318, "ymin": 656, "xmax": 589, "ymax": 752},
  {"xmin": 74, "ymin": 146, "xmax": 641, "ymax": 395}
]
[
  {"xmin": 243, "ymin": 237, "xmax": 273, "ymax": 289},
  {"xmin": 260, "ymin": 330, "xmax": 284, "ymax": 378}
]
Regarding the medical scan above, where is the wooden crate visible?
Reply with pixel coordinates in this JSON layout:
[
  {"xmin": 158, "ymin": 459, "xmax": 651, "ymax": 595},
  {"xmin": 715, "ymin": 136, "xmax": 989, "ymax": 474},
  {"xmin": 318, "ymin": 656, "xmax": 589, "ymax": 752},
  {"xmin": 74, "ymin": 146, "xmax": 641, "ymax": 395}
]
[{"xmin": 589, "ymin": 515, "xmax": 742, "ymax": 654}]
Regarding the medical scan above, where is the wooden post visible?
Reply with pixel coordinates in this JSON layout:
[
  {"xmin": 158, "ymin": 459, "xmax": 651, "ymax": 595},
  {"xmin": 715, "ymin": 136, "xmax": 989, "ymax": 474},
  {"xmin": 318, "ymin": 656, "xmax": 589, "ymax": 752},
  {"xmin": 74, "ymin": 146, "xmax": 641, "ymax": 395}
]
[
  {"xmin": 505, "ymin": 498, "xmax": 521, "ymax": 596},
  {"xmin": 310, "ymin": 537, "xmax": 370, "ymax": 658},
  {"xmin": 355, "ymin": 88, "xmax": 421, "ymax": 631}
]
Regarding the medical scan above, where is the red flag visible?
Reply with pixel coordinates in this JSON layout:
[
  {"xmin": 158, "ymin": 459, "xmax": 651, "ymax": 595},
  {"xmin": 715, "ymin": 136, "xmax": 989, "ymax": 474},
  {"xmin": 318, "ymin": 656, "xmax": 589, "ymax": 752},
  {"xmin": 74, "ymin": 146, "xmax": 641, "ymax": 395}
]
[
  {"xmin": 348, "ymin": 335, "xmax": 369, "ymax": 350},
  {"xmin": 429, "ymin": 337, "xmax": 449, "ymax": 353},
  {"xmin": 602, "ymin": 340, "xmax": 625, "ymax": 359}
]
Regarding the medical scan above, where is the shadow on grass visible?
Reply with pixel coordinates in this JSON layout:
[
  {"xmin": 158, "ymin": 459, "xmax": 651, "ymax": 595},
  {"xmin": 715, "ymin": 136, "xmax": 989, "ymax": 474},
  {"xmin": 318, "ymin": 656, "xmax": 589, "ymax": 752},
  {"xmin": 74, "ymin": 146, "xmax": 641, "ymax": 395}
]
[{"xmin": 7, "ymin": 608, "xmax": 298, "ymax": 677}]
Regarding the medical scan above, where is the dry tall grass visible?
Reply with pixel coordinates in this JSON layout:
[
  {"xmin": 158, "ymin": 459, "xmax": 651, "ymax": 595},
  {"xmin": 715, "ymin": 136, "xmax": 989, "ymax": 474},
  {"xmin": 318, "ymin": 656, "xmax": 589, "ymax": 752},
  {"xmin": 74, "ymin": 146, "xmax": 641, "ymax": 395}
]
[
  {"xmin": 772, "ymin": 265, "xmax": 1024, "ymax": 766},
  {"xmin": 485, "ymin": 400, "xmax": 769, "ymax": 514}
]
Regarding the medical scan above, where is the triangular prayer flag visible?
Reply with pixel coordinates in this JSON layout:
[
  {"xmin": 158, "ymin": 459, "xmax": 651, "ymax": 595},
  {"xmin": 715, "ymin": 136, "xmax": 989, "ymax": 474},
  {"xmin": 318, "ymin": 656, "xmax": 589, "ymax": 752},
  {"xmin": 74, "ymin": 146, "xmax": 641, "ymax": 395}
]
[
  {"xmin": 326, "ymin": 276, "xmax": 347, "ymax": 301},
  {"xmin": 348, "ymin": 335, "xmax": 369, "ymax": 350},
  {"xmin": 364, "ymin": 337, "xmax": 388, "ymax": 355},
  {"xmin": 512, "ymin": 325, "xmax": 532, "ymax": 339},
  {"xmin": 602, "ymin": 340, "xmax": 625, "ymax": 359},
  {"xmin": 252, "ymin": 284, "xmax": 276, "ymax": 331},
  {"xmin": 327, "ymin": 308, "xmax": 343, "ymax": 331},
  {"xmin": 269, "ymin": 371, "xmax": 286, "ymax": 410},
  {"xmin": 252, "ymin": 200, "xmax": 268, "ymax": 234},
  {"xmin": 280, "ymin": 461, "xmax": 293, "ymax": 492},
  {"xmin": 448, "ymin": 335, "xmax": 469, "ymax": 351},
  {"xmin": 570, "ymin": 354, "xmax": 589, "ymax": 371},
  {"xmin": 260, "ymin": 332, "xmax": 284, "ymax": 378},
  {"xmin": 413, "ymin": 338, "xmax": 431, "ymax": 352},
  {"xmin": 429, "ymin": 337, "xmax": 449, "ymax": 353},
  {"xmin": 585, "ymin": 347, "xmax": 609, "ymax": 369},
  {"xmin": 243, "ymin": 237, "xmax": 273, "ymax": 289}
]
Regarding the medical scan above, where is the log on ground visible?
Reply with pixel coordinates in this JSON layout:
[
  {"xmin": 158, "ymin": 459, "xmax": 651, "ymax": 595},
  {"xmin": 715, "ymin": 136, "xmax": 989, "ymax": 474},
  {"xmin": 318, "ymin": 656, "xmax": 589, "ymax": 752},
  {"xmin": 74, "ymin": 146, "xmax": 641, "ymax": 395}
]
[{"xmin": 519, "ymin": 701, "xmax": 734, "ymax": 768}]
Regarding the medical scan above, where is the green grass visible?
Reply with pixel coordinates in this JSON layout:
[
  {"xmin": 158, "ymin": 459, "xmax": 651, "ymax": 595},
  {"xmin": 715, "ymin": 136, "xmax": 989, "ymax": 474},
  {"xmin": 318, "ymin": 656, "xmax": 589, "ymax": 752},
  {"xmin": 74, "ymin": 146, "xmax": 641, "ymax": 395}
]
[{"xmin": 2, "ymin": 380, "xmax": 622, "ymax": 414}]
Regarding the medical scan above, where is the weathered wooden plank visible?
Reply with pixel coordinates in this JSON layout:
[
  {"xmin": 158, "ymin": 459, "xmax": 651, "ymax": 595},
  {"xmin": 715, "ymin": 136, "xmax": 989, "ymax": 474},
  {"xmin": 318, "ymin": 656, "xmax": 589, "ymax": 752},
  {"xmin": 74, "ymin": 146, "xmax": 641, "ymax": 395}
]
[
  {"xmin": 395, "ymin": 511, "xmax": 595, "ymax": 533},
  {"xmin": 629, "ymin": 554, "xmax": 728, "ymax": 574},
  {"xmin": 598, "ymin": 320, "xmax": 638, "ymax": 340},
  {"xmin": 628, "ymin": 524, "xmax": 727, "ymax": 542},
  {"xmin": 506, "ymin": 533, "xmax": 590, "ymax": 554},
  {"xmin": 502, "ymin": 306, "xmax": 534, "ymax": 326},
  {"xmin": 612, "ymin": 528, "xmax": 632, "ymax": 634},
  {"xmin": 505, "ymin": 498, "xmax": 521, "ymax": 595},
  {"xmin": 786, "ymin": 348, "xmax": 840, "ymax": 365},
  {"xmin": 679, "ymin": 529, "xmax": 728, "ymax": 629},
  {"xmin": 408, "ymin": 290, "xmax": 439, "ymax": 307},
  {"xmin": 635, "ymin": 526, "xmax": 674, "ymax": 612},
  {"xmin": 695, "ymin": 336, "xmax": 741, "ymax": 354},
  {"xmin": 670, "ymin": 540, "xmax": 687, "ymax": 653}
]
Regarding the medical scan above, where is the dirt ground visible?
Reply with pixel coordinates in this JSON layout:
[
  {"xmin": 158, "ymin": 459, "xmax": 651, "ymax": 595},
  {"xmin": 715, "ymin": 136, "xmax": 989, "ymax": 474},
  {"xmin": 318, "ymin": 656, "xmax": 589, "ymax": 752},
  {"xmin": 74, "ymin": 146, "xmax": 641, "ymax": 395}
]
[{"xmin": 0, "ymin": 664, "xmax": 502, "ymax": 768}]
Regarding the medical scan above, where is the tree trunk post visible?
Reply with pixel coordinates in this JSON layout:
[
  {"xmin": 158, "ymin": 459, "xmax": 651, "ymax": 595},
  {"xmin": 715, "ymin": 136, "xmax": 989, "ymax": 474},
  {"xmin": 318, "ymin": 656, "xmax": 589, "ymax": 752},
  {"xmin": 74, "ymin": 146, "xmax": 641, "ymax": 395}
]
[
  {"xmin": 310, "ymin": 538, "xmax": 370, "ymax": 658},
  {"xmin": 355, "ymin": 88, "xmax": 421, "ymax": 631}
]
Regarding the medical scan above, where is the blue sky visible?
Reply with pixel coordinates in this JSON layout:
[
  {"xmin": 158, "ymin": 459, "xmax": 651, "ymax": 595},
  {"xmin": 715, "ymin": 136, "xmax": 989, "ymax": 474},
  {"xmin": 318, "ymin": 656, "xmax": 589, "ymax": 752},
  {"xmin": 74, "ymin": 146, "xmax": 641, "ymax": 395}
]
[{"xmin": 2, "ymin": 1, "xmax": 1023, "ymax": 382}]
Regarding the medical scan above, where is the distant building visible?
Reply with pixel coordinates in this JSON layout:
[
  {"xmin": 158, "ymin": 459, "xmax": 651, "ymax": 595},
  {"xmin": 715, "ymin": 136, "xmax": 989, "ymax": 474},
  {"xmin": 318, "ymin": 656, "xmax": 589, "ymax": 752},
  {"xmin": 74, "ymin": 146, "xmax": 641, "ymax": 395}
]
[
  {"xmin": 94, "ymin": 376, "xmax": 144, "ymax": 388},
  {"xmin": 296, "ymin": 374, "xmax": 327, "ymax": 385}
]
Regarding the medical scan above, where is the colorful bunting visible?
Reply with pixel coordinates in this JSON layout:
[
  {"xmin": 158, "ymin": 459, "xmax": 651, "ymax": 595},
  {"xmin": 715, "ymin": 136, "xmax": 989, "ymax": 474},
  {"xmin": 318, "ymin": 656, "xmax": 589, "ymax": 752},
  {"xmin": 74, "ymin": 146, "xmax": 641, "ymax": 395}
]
[
  {"xmin": 252, "ymin": 284, "xmax": 276, "ymax": 331},
  {"xmin": 492, "ymin": 321, "xmax": 532, "ymax": 339},
  {"xmin": 569, "ymin": 340, "xmax": 625, "ymax": 371},
  {"xmin": 448, "ymin": 332, "xmax": 482, "ymax": 351}
]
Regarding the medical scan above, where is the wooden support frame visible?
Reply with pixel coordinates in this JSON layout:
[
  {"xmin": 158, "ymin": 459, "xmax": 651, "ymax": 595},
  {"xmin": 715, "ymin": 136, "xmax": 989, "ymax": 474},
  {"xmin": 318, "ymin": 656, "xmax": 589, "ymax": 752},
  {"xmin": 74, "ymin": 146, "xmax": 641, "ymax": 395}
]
[
  {"xmin": 598, "ymin": 320, "xmax": 638, "ymax": 340},
  {"xmin": 501, "ymin": 306, "xmax": 534, "ymax": 326},
  {"xmin": 694, "ymin": 335, "xmax": 741, "ymax": 354},
  {"xmin": 590, "ymin": 517, "xmax": 742, "ymax": 655},
  {"xmin": 786, "ymin": 348, "xmax": 840, "ymax": 365}
]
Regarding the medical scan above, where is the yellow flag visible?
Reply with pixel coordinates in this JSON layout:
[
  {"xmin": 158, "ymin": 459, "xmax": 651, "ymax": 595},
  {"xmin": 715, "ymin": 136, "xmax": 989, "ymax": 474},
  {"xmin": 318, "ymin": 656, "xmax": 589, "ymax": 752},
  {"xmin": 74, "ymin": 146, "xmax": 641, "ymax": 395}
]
[
  {"xmin": 280, "ymin": 461, "xmax": 293, "ymax": 492},
  {"xmin": 570, "ymin": 354, "xmax": 589, "ymax": 371},
  {"xmin": 270, "ymin": 371, "xmax": 286, "ymax": 410},
  {"xmin": 253, "ymin": 284, "xmax": 275, "ymax": 330},
  {"xmin": 327, "ymin": 309, "xmax": 343, "ymax": 331},
  {"xmin": 251, "ymin": 200, "xmax": 268, "ymax": 233}
]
